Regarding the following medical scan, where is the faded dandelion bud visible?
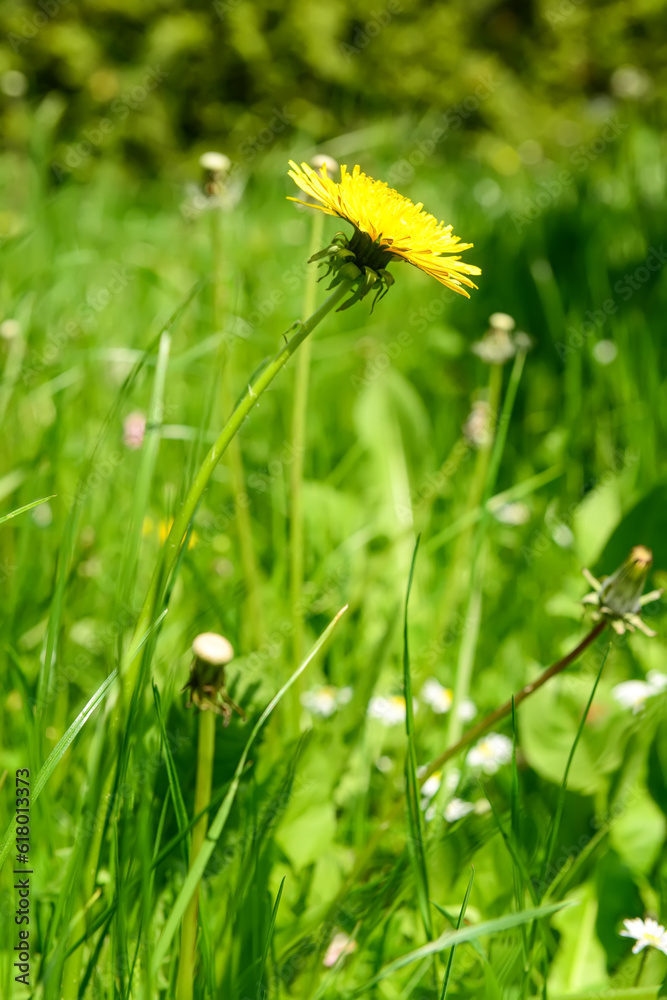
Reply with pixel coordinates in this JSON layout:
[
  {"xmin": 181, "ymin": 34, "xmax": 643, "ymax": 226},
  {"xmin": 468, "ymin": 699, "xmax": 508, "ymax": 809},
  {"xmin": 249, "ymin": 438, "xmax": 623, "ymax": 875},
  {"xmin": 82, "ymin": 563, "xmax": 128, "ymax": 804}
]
[
  {"xmin": 0, "ymin": 319, "xmax": 21, "ymax": 341},
  {"xmin": 192, "ymin": 631, "xmax": 234, "ymax": 664},
  {"xmin": 488, "ymin": 312, "xmax": 515, "ymax": 332},
  {"xmin": 182, "ymin": 631, "xmax": 245, "ymax": 724},
  {"xmin": 199, "ymin": 151, "xmax": 231, "ymax": 196},
  {"xmin": 463, "ymin": 399, "xmax": 493, "ymax": 448},
  {"xmin": 472, "ymin": 312, "xmax": 531, "ymax": 365},
  {"xmin": 582, "ymin": 545, "xmax": 663, "ymax": 636},
  {"xmin": 310, "ymin": 153, "xmax": 339, "ymax": 175}
]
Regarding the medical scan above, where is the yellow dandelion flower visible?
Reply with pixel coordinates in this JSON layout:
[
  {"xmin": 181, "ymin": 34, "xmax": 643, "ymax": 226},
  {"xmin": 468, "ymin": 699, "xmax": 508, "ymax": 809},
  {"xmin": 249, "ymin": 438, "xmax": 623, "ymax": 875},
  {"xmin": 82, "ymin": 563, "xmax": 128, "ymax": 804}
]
[{"xmin": 288, "ymin": 160, "xmax": 481, "ymax": 302}]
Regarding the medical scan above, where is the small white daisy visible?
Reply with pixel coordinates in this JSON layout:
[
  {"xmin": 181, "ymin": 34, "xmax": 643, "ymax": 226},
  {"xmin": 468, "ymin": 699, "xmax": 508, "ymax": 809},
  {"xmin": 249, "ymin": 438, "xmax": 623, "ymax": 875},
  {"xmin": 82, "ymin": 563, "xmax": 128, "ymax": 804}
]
[
  {"xmin": 493, "ymin": 501, "xmax": 531, "ymax": 526},
  {"xmin": 444, "ymin": 798, "xmax": 475, "ymax": 823},
  {"xmin": 620, "ymin": 917, "xmax": 667, "ymax": 954},
  {"xmin": 457, "ymin": 699, "xmax": 477, "ymax": 722},
  {"xmin": 421, "ymin": 678, "xmax": 453, "ymax": 714},
  {"xmin": 420, "ymin": 771, "xmax": 442, "ymax": 809},
  {"xmin": 466, "ymin": 733, "xmax": 513, "ymax": 774},
  {"xmin": 368, "ymin": 695, "xmax": 411, "ymax": 726},
  {"xmin": 323, "ymin": 931, "xmax": 357, "ymax": 968},
  {"xmin": 444, "ymin": 768, "xmax": 461, "ymax": 791},
  {"xmin": 611, "ymin": 680, "xmax": 656, "ymax": 714},
  {"xmin": 647, "ymin": 670, "xmax": 667, "ymax": 692},
  {"xmin": 300, "ymin": 685, "xmax": 352, "ymax": 718},
  {"xmin": 375, "ymin": 755, "xmax": 394, "ymax": 773},
  {"xmin": 421, "ymin": 771, "xmax": 442, "ymax": 800}
]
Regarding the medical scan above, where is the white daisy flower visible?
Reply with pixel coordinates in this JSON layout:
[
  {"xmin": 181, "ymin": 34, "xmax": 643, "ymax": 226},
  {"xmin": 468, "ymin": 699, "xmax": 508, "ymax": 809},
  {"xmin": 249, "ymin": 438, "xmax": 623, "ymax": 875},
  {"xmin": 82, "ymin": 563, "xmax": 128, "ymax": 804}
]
[
  {"xmin": 457, "ymin": 699, "xmax": 477, "ymax": 722},
  {"xmin": 420, "ymin": 771, "xmax": 442, "ymax": 809},
  {"xmin": 493, "ymin": 501, "xmax": 531, "ymax": 526},
  {"xmin": 611, "ymin": 680, "xmax": 656, "ymax": 714},
  {"xmin": 375, "ymin": 755, "xmax": 394, "ymax": 773},
  {"xmin": 647, "ymin": 671, "xmax": 667, "ymax": 692},
  {"xmin": 620, "ymin": 917, "xmax": 667, "ymax": 954},
  {"xmin": 421, "ymin": 678, "xmax": 453, "ymax": 714},
  {"xmin": 323, "ymin": 931, "xmax": 357, "ymax": 967},
  {"xmin": 368, "ymin": 695, "xmax": 411, "ymax": 726},
  {"xmin": 473, "ymin": 799, "xmax": 491, "ymax": 815},
  {"xmin": 444, "ymin": 798, "xmax": 475, "ymax": 822},
  {"xmin": 421, "ymin": 771, "xmax": 442, "ymax": 800},
  {"xmin": 444, "ymin": 768, "xmax": 461, "ymax": 791},
  {"xmin": 466, "ymin": 733, "xmax": 513, "ymax": 774},
  {"xmin": 301, "ymin": 685, "xmax": 352, "ymax": 718}
]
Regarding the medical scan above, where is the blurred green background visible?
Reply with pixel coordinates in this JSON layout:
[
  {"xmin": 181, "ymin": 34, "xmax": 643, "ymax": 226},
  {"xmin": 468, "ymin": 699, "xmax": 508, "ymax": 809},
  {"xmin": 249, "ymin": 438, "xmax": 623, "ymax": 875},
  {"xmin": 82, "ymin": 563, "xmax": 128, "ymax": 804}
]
[
  {"xmin": 1, "ymin": 0, "xmax": 666, "ymax": 180},
  {"xmin": 1, "ymin": 1, "xmax": 667, "ymax": 998}
]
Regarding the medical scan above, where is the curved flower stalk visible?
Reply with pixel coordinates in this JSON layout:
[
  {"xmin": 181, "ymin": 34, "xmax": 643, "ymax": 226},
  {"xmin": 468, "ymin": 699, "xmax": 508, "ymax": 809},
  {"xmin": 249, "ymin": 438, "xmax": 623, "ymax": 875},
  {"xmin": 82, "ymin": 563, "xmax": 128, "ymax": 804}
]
[
  {"xmin": 119, "ymin": 277, "xmax": 356, "ymax": 707},
  {"xmin": 74, "ymin": 168, "xmax": 481, "ymax": 999}
]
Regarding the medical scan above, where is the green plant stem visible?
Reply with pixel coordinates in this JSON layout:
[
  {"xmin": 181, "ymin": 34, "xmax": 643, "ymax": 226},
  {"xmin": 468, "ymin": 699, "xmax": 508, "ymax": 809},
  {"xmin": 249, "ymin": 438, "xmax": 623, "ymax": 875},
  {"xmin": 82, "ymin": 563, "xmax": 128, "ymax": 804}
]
[
  {"xmin": 176, "ymin": 708, "xmax": 216, "ymax": 1000},
  {"xmin": 445, "ymin": 350, "xmax": 526, "ymax": 747},
  {"xmin": 70, "ymin": 277, "xmax": 354, "ymax": 992},
  {"xmin": 289, "ymin": 210, "xmax": 325, "ymax": 722},
  {"xmin": 210, "ymin": 207, "xmax": 264, "ymax": 647},
  {"xmin": 329, "ymin": 620, "xmax": 608, "ymax": 907},
  {"xmin": 435, "ymin": 364, "xmax": 501, "ymax": 642},
  {"xmin": 120, "ymin": 276, "xmax": 355, "ymax": 709},
  {"xmin": 422, "ymin": 620, "xmax": 608, "ymax": 780}
]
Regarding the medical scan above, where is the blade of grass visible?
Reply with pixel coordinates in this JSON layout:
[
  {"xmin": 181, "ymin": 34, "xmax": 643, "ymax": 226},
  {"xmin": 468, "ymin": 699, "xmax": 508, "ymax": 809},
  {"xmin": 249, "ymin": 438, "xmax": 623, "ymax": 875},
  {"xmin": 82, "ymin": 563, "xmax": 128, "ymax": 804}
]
[
  {"xmin": 116, "ymin": 327, "xmax": 172, "ymax": 613},
  {"xmin": 0, "ymin": 494, "xmax": 55, "ymax": 526},
  {"xmin": 0, "ymin": 609, "xmax": 167, "ymax": 872},
  {"xmin": 540, "ymin": 642, "xmax": 610, "ymax": 892},
  {"xmin": 152, "ymin": 604, "xmax": 348, "ymax": 975},
  {"xmin": 153, "ymin": 682, "xmax": 190, "ymax": 864},
  {"xmin": 354, "ymin": 900, "xmax": 573, "ymax": 992},
  {"xmin": 440, "ymin": 865, "xmax": 474, "ymax": 1000},
  {"xmin": 402, "ymin": 535, "xmax": 432, "ymax": 940},
  {"xmin": 35, "ymin": 282, "xmax": 199, "ymax": 727},
  {"xmin": 256, "ymin": 877, "xmax": 286, "ymax": 999}
]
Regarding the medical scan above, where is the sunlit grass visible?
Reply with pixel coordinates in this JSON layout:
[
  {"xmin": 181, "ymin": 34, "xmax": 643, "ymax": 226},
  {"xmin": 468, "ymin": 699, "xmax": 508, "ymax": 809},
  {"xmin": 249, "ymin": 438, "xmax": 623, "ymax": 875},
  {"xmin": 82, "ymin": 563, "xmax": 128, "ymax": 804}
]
[{"xmin": 0, "ymin": 123, "xmax": 666, "ymax": 998}]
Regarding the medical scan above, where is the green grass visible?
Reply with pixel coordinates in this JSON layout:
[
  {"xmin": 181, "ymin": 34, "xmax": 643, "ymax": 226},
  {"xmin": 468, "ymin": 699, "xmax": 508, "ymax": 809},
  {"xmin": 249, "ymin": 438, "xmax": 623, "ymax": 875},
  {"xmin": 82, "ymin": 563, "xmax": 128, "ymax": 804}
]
[{"xmin": 1, "ymin": 115, "xmax": 667, "ymax": 1000}]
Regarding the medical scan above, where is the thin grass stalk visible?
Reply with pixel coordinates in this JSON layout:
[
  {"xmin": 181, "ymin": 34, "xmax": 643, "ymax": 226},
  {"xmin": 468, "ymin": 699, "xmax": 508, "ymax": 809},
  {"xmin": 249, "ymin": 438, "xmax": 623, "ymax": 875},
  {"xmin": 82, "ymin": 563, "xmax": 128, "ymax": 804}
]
[
  {"xmin": 288, "ymin": 209, "xmax": 325, "ymax": 725},
  {"xmin": 152, "ymin": 606, "xmax": 347, "ymax": 975},
  {"xmin": 210, "ymin": 207, "xmax": 264, "ymax": 646},
  {"xmin": 434, "ymin": 363, "xmax": 501, "ymax": 641},
  {"xmin": 324, "ymin": 619, "xmax": 608, "ymax": 913},
  {"xmin": 440, "ymin": 866, "xmax": 474, "ymax": 1000},
  {"xmin": 402, "ymin": 537, "xmax": 432, "ymax": 940},
  {"xmin": 176, "ymin": 710, "xmax": 217, "ymax": 1000},
  {"xmin": 540, "ymin": 642, "xmax": 610, "ymax": 886},
  {"xmin": 446, "ymin": 348, "xmax": 526, "ymax": 744}
]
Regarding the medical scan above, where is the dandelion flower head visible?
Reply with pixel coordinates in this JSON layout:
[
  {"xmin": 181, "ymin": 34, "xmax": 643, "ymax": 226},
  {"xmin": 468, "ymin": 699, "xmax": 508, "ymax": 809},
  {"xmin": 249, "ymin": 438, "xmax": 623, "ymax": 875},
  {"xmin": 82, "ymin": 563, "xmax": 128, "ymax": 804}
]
[{"xmin": 288, "ymin": 160, "xmax": 480, "ymax": 299}]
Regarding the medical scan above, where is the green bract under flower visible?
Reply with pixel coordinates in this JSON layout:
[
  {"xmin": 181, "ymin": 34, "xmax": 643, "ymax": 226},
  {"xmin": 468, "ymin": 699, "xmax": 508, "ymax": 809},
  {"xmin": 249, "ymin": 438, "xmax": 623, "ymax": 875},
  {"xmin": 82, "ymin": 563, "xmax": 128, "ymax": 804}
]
[{"xmin": 582, "ymin": 545, "xmax": 663, "ymax": 636}]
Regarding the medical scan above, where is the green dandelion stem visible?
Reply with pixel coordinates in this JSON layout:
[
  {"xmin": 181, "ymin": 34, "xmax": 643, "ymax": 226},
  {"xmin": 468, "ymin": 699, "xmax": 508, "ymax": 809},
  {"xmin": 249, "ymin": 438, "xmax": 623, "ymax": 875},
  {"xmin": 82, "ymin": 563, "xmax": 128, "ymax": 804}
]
[
  {"xmin": 422, "ymin": 619, "xmax": 608, "ymax": 780},
  {"xmin": 329, "ymin": 619, "xmax": 608, "ymax": 911},
  {"xmin": 121, "ymin": 276, "xmax": 356, "ymax": 704},
  {"xmin": 176, "ymin": 708, "xmax": 217, "ymax": 1000}
]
